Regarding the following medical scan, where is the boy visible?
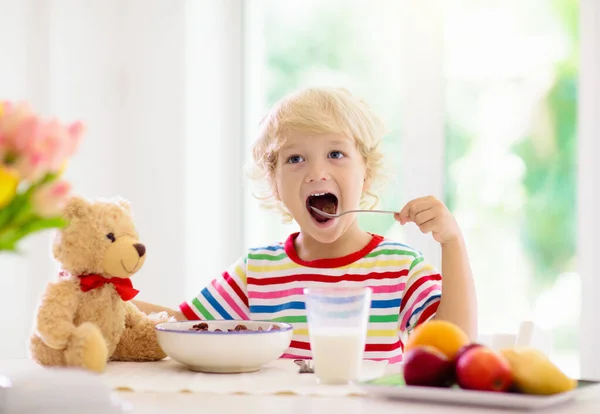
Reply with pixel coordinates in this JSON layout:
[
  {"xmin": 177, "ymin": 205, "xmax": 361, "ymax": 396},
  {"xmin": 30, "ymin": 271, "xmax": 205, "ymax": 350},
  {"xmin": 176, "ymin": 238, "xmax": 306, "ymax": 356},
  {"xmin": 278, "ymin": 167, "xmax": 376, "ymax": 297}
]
[{"xmin": 135, "ymin": 87, "xmax": 477, "ymax": 363}]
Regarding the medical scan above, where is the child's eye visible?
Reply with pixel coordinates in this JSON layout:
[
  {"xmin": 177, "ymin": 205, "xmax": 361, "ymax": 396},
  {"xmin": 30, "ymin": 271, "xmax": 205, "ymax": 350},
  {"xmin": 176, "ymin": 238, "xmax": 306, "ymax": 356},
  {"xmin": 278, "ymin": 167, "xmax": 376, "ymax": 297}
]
[
  {"xmin": 287, "ymin": 155, "xmax": 304, "ymax": 164},
  {"xmin": 328, "ymin": 151, "xmax": 345, "ymax": 160}
]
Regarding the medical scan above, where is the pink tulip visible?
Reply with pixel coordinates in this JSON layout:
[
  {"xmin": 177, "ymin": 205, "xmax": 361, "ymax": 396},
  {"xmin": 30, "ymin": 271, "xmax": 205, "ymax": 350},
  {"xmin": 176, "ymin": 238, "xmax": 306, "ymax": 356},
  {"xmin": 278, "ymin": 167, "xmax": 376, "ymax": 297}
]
[
  {"xmin": 31, "ymin": 180, "xmax": 72, "ymax": 218},
  {"xmin": 0, "ymin": 102, "xmax": 33, "ymax": 144},
  {"xmin": 0, "ymin": 101, "xmax": 83, "ymax": 182},
  {"xmin": 1, "ymin": 101, "xmax": 35, "ymax": 161}
]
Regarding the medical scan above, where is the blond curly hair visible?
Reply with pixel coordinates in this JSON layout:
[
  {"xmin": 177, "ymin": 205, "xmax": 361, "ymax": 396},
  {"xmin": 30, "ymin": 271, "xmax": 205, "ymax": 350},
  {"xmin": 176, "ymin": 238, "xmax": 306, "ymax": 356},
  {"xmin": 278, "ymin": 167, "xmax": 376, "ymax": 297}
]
[{"xmin": 247, "ymin": 87, "xmax": 387, "ymax": 222}]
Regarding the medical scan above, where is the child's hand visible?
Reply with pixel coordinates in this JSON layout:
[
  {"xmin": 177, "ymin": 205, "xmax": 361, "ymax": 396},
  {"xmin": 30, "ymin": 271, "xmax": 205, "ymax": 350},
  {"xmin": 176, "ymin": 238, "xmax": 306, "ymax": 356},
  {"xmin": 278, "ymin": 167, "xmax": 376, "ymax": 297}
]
[{"xmin": 394, "ymin": 196, "xmax": 462, "ymax": 245}]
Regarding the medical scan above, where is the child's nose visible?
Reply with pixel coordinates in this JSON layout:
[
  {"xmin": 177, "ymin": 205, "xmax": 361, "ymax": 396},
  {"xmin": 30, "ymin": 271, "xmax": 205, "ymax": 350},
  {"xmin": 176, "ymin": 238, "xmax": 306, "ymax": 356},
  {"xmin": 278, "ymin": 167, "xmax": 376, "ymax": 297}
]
[{"xmin": 305, "ymin": 163, "xmax": 331, "ymax": 183}]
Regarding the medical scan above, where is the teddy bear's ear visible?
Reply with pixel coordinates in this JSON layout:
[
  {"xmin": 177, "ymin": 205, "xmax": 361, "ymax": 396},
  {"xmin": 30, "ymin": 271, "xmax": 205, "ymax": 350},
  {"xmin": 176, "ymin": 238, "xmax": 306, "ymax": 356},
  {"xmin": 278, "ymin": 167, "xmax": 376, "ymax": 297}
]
[
  {"xmin": 115, "ymin": 197, "xmax": 131, "ymax": 213},
  {"xmin": 63, "ymin": 195, "xmax": 92, "ymax": 219}
]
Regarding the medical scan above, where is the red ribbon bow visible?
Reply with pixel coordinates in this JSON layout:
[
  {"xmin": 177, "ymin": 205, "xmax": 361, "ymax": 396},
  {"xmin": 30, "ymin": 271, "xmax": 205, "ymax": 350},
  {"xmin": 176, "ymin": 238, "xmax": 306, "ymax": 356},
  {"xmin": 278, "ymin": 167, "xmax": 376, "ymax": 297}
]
[{"xmin": 76, "ymin": 273, "xmax": 140, "ymax": 301}]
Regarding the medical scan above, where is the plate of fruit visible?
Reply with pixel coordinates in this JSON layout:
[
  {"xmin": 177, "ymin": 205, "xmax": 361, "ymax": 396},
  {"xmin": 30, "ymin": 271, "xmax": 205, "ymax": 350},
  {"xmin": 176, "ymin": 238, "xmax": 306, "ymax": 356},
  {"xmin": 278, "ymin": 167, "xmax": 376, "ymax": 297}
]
[{"xmin": 358, "ymin": 321, "xmax": 598, "ymax": 410}]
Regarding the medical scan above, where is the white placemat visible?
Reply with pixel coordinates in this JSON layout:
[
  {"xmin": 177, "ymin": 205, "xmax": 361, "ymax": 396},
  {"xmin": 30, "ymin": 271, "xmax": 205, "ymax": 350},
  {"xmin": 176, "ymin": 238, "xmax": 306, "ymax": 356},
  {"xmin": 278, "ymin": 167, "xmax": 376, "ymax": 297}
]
[{"xmin": 102, "ymin": 358, "xmax": 388, "ymax": 397}]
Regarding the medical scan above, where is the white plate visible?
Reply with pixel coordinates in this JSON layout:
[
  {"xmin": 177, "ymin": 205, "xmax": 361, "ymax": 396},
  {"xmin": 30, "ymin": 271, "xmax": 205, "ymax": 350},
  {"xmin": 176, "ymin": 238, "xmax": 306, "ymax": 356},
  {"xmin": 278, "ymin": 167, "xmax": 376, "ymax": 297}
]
[
  {"xmin": 155, "ymin": 320, "xmax": 293, "ymax": 374},
  {"xmin": 358, "ymin": 374, "xmax": 599, "ymax": 411}
]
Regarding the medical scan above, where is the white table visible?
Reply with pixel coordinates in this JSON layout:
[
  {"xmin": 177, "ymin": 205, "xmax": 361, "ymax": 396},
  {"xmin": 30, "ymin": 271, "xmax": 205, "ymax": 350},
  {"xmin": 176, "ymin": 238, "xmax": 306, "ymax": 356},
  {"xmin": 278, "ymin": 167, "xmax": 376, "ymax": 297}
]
[
  {"xmin": 114, "ymin": 390, "xmax": 600, "ymax": 414},
  {"xmin": 2, "ymin": 359, "xmax": 599, "ymax": 414}
]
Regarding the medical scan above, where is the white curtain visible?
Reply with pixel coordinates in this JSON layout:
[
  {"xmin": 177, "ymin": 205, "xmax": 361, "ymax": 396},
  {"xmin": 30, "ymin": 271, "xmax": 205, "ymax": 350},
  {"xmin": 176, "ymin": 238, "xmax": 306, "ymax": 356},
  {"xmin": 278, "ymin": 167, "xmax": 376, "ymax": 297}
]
[{"xmin": 0, "ymin": 0, "xmax": 244, "ymax": 358}]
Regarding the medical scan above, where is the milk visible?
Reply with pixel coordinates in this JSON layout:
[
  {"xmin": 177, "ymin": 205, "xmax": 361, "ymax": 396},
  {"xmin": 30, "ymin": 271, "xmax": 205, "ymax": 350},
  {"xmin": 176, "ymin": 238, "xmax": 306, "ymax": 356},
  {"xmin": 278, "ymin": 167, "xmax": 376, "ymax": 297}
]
[{"xmin": 309, "ymin": 329, "xmax": 366, "ymax": 384}]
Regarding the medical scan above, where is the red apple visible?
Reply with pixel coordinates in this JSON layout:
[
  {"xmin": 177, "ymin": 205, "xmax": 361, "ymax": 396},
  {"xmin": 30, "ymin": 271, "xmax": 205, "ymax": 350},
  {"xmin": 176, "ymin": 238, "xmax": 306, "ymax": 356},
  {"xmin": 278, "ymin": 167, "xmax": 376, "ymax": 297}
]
[
  {"xmin": 454, "ymin": 343, "xmax": 483, "ymax": 363},
  {"xmin": 456, "ymin": 346, "xmax": 513, "ymax": 392},
  {"xmin": 403, "ymin": 346, "xmax": 453, "ymax": 387}
]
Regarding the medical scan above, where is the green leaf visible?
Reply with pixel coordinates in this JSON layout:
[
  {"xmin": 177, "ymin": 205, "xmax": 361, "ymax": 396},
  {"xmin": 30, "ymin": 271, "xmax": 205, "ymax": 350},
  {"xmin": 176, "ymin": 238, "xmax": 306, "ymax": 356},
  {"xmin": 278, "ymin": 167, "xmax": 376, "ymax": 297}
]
[
  {"xmin": 0, "ymin": 240, "xmax": 18, "ymax": 251},
  {"xmin": 18, "ymin": 216, "xmax": 67, "ymax": 236},
  {"xmin": 0, "ymin": 173, "xmax": 61, "ymax": 229},
  {"xmin": 0, "ymin": 216, "xmax": 67, "ymax": 251},
  {"xmin": 0, "ymin": 184, "xmax": 35, "ymax": 228}
]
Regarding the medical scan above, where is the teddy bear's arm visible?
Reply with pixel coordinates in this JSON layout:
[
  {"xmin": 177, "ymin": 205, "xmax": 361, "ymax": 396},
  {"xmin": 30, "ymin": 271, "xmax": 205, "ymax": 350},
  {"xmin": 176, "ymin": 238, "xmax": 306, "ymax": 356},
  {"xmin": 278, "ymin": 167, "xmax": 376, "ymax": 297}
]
[
  {"xmin": 35, "ymin": 280, "xmax": 81, "ymax": 350},
  {"xmin": 123, "ymin": 301, "xmax": 148, "ymax": 327},
  {"xmin": 109, "ymin": 301, "xmax": 172, "ymax": 362},
  {"xmin": 132, "ymin": 299, "xmax": 186, "ymax": 321},
  {"xmin": 123, "ymin": 301, "xmax": 173, "ymax": 327}
]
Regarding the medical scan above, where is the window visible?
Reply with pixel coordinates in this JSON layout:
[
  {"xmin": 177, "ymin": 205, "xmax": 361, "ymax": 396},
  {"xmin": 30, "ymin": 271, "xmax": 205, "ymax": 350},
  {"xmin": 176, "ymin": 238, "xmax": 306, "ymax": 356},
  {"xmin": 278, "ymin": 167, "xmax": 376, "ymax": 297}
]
[
  {"xmin": 444, "ymin": 0, "xmax": 580, "ymax": 375},
  {"xmin": 243, "ymin": 0, "xmax": 409, "ymax": 247},
  {"xmin": 244, "ymin": 0, "xmax": 580, "ymax": 376}
]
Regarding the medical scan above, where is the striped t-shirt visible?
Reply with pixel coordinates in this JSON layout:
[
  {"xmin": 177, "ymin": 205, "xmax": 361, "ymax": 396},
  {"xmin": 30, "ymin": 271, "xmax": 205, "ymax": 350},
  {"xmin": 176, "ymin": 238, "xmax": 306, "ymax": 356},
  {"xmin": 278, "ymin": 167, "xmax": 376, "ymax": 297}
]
[{"xmin": 180, "ymin": 232, "xmax": 442, "ymax": 364}]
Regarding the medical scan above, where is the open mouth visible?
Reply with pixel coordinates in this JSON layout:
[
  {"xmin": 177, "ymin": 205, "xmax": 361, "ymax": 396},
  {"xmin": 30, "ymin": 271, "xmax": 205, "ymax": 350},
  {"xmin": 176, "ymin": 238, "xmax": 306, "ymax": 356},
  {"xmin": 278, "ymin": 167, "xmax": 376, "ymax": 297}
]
[{"xmin": 306, "ymin": 192, "xmax": 338, "ymax": 224}]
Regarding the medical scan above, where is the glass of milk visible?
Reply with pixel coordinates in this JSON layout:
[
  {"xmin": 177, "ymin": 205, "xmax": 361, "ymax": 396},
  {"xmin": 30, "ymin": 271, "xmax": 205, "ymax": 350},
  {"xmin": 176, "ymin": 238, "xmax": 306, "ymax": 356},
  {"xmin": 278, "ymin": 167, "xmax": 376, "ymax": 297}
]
[{"xmin": 303, "ymin": 286, "xmax": 372, "ymax": 385}]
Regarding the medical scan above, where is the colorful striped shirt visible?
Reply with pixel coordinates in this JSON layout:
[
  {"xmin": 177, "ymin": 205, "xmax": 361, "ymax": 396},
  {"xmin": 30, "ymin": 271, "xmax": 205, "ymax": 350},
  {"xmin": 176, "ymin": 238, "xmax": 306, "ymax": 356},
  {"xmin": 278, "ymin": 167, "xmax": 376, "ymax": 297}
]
[{"xmin": 180, "ymin": 232, "xmax": 442, "ymax": 364}]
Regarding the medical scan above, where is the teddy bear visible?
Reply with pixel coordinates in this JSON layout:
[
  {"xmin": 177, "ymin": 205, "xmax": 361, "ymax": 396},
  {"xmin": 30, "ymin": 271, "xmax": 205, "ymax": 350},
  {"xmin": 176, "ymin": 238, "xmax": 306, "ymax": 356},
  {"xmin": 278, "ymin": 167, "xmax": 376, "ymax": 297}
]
[{"xmin": 28, "ymin": 195, "xmax": 171, "ymax": 373}]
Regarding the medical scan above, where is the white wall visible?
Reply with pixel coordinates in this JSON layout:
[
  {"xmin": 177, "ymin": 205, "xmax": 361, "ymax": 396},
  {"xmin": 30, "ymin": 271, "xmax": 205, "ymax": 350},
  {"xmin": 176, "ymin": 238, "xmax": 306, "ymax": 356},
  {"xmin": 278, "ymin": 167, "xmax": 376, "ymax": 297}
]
[
  {"xmin": 0, "ymin": 0, "xmax": 243, "ymax": 358},
  {"xmin": 578, "ymin": 0, "xmax": 600, "ymax": 381},
  {"xmin": 184, "ymin": 0, "xmax": 244, "ymax": 297}
]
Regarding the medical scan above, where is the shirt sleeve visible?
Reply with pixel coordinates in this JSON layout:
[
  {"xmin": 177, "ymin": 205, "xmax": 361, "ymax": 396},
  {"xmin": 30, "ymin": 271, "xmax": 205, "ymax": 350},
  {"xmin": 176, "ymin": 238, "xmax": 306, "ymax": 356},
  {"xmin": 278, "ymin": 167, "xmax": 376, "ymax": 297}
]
[
  {"xmin": 179, "ymin": 256, "xmax": 249, "ymax": 320},
  {"xmin": 398, "ymin": 254, "xmax": 442, "ymax": 334}
]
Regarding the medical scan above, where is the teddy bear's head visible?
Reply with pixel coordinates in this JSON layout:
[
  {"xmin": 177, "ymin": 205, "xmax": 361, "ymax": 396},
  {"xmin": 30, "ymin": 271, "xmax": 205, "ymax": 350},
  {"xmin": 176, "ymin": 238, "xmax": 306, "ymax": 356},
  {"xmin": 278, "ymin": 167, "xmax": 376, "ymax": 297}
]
[{"xmin": 52, "ymin": 196, "xmax": 146, "ymax": 278}]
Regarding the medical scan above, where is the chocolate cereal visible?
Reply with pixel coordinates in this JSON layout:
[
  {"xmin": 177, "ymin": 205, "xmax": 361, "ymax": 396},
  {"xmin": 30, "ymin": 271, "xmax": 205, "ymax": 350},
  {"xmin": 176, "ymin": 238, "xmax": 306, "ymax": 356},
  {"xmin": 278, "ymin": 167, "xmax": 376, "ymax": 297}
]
[{"xmin": 188, "ymin": 322, "xmax": 281, "ymax": 332}]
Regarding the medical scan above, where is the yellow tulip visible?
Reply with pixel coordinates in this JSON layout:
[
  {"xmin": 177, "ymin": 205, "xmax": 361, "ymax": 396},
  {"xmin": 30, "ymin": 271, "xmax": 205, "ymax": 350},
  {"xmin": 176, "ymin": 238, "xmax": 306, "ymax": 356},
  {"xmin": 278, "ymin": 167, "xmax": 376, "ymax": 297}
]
[
  {"xmin": 0, "ymin": 102, "xmax": 4, "ymax": 118},
  {"xmin": 57, "ymin": 161, "xmax": 68, "ymax": 177},
  {"xmin": 0, "ymin": 166, "xmax": 20, "ymax": 208}
]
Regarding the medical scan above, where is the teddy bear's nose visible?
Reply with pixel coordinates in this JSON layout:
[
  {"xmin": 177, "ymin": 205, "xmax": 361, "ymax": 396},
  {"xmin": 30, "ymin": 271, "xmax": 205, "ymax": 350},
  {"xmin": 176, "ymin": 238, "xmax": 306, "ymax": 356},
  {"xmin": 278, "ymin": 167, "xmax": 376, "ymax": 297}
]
[{"xmin": 133, "ymin": 243, "xmax": 146, "ymax": 257}]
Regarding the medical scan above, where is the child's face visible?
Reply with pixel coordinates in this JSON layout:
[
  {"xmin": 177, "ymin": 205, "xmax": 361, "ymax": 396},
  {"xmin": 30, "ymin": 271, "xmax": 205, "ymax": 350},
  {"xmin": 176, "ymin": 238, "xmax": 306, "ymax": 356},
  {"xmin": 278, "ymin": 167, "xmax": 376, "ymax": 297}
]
[{"xmin": 274, "ymin": 131, "xmax": 368, "ymax": 244}]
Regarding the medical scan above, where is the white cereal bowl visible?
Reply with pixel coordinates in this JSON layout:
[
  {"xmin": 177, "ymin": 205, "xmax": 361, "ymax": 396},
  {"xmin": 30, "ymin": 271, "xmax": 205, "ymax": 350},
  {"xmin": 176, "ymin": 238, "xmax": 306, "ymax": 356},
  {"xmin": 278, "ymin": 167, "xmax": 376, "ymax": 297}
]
[{"xmin": 155, "ymin": 320, "xmax": 293, "ymax": 373}]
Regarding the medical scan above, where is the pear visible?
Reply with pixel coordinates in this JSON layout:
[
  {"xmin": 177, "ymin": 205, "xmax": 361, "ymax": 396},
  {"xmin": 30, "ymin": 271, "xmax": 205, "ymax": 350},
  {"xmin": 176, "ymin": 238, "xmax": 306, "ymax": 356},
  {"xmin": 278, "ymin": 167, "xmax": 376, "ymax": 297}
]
[{"xmin": 500, "ymin": 347, "xmax": 577, "ymax": 395}]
